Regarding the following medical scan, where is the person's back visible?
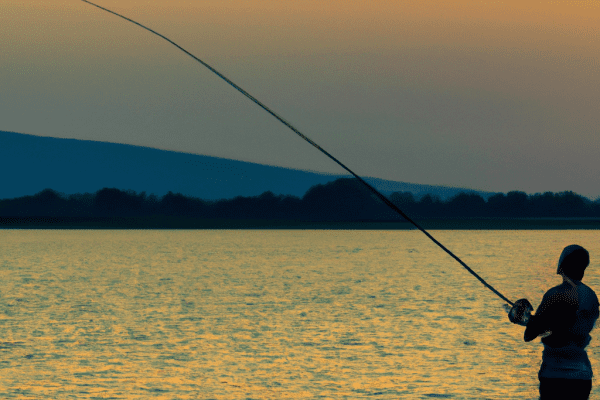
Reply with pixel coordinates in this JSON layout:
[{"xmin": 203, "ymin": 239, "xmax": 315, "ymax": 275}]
[
  {"xmin": 527, "ymin": 281, "xmax": 599, "ymax": 380},
  {"xmin": 509, "ymin": 244, "xmax": 599, "ymax": 400}
]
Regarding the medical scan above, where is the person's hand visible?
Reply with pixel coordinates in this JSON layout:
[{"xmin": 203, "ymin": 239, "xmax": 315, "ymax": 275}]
[{"xmin": 506, "ymin": 298, "xmax": 533, "ymax": 326}]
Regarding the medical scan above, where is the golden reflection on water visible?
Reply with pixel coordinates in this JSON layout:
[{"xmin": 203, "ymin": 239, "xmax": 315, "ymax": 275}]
[{"xmin": 0, "ymin": 230, "xmax": 599, "ymax": 399}]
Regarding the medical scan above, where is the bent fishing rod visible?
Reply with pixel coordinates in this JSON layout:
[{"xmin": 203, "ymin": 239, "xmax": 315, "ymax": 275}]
[{"xmin": 82, "ymin": 0, "xmax": 514, "ymax": 307}]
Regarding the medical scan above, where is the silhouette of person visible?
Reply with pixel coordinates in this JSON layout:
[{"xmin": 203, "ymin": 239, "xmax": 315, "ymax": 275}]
[{"xmin": 509, "ymin": 245, "xmax": 599, "ymax": 400}]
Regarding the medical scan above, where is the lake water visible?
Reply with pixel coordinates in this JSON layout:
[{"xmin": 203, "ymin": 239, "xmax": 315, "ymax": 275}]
[{"xmin": 0, "ymin": 229, "xmax": 599, "ymax": 399}]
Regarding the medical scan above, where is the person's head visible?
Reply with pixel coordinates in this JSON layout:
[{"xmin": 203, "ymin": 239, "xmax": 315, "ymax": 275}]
[{"xmin": 557, "ymin": 244, "xmax": 589, "ymax": 282}]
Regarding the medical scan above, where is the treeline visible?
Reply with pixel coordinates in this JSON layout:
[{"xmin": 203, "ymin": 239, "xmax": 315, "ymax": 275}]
[
  {"xmin": 1, "ymin": 178, "xmax": 600, "ymax": 221},
  {"xmin": 392, "ymin": 191, "xmax": 600, "ymax": 219}
]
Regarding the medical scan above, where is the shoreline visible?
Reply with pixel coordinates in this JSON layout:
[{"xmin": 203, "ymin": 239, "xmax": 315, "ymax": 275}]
[{"xmin": 1, "ymin": 217, "xmax": 600, "ymax": 230}]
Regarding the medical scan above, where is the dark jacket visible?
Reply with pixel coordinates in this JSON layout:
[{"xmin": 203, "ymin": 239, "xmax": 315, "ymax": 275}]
[{"xmin": 525, "ymin": 281, "xmax": 599, "ymax": 379}]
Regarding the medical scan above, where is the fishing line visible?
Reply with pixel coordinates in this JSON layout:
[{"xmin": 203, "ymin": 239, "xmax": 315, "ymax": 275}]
[{"xmin": 81, "ymin": 0, "xmax": 514, "ymax": 307}]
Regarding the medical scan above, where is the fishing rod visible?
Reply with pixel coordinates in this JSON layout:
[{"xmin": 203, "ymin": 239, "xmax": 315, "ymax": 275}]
[{"xmin": 81, "ymin": 0, "xmax": 515, "ymax": 307}]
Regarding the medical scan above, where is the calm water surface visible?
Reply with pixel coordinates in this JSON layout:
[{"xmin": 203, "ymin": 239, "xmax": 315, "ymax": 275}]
[{"xmin": 1, "ymin": 230, "xmax": 599, "ymax": 399}]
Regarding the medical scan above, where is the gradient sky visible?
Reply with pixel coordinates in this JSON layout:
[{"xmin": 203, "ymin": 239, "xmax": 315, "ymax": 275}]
[{"xmin": 2, "ymin": 0, "xmax": 599, "ymax": 198}]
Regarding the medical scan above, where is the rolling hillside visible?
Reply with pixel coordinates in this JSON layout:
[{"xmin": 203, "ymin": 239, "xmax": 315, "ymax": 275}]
[{"xmin": 1, "ymin": 130, "xmax": 493, "ymax": 201}]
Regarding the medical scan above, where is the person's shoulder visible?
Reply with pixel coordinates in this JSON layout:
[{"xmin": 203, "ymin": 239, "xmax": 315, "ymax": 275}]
[
  {"xmin": 543, "ymin": 283, "xmax": 568, "ymax": 298},
  {"xmin": 540, "ymin": 283, "xmax": 576, "ymax": 306},
  {"xmin": 580, "ymin": 282, "xmax": 599, "ymax": 302},
  {"xmin": 580, "ymin": 281, "xmax": 597, "ymax": 293}
]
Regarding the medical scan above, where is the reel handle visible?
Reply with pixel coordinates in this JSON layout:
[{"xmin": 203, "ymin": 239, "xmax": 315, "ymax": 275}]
[{"xmin": 504, "ymin": 301, "xmax": 552, "ymax": 338}]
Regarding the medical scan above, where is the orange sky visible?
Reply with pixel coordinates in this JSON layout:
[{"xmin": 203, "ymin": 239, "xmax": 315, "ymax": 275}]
[{"xmin": 1, "ymin": 0, "xmax": 599, "ymax": 197}]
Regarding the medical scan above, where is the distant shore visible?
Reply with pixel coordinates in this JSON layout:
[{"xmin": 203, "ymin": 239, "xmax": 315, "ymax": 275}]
[{"xmin": 1, "ymin": 217, "xmax": 599, "ymax": 230}]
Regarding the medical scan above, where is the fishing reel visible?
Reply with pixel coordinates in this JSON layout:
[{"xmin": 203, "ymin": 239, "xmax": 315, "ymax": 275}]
[{"xmin": 505, "ymin": 298, "xmax": 533, "ymax": 326}]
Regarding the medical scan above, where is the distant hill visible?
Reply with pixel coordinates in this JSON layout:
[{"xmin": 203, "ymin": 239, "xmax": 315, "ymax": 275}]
[{"xmin": 0, "ymin": 130, "xmax": 494, "ymax": 201}]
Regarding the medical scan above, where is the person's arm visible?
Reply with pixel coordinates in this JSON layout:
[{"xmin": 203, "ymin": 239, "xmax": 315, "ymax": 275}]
[
  {"xmin": 524, "ymin": 289, "xmax": 577, "ymax": 342},
  {"xmin": 524, "ymin": 300, "xmax": 551, "ymax": 342}
]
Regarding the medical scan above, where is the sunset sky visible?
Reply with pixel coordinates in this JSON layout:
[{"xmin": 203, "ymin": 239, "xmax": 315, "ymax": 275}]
[{"xmin": 1, "ymin": 0, "xmax": 599, "ymax": 198}]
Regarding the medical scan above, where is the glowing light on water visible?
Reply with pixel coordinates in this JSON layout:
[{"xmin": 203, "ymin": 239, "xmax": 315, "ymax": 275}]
[{"xmin": 0, "ymin": 230, "xmax": 598, "ymax": 399}]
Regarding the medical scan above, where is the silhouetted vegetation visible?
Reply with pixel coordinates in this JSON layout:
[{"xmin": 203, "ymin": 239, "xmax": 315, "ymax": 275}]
[
  {"xmin": 1, "ymin": 178, "xmax": 600, "ymax": 228},
  {"xmin": 391, "ymin": 189, "xmax": 600, "ymax": 219}
]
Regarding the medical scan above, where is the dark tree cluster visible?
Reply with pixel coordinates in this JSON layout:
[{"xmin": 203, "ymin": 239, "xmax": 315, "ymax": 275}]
[
  {"xmin": 390, "ymin": 190, "xmax": 600, "ymax": 219},
  {"xmin": 1, "ymin": 179, "xmax": 599, "ymax": 221}
]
